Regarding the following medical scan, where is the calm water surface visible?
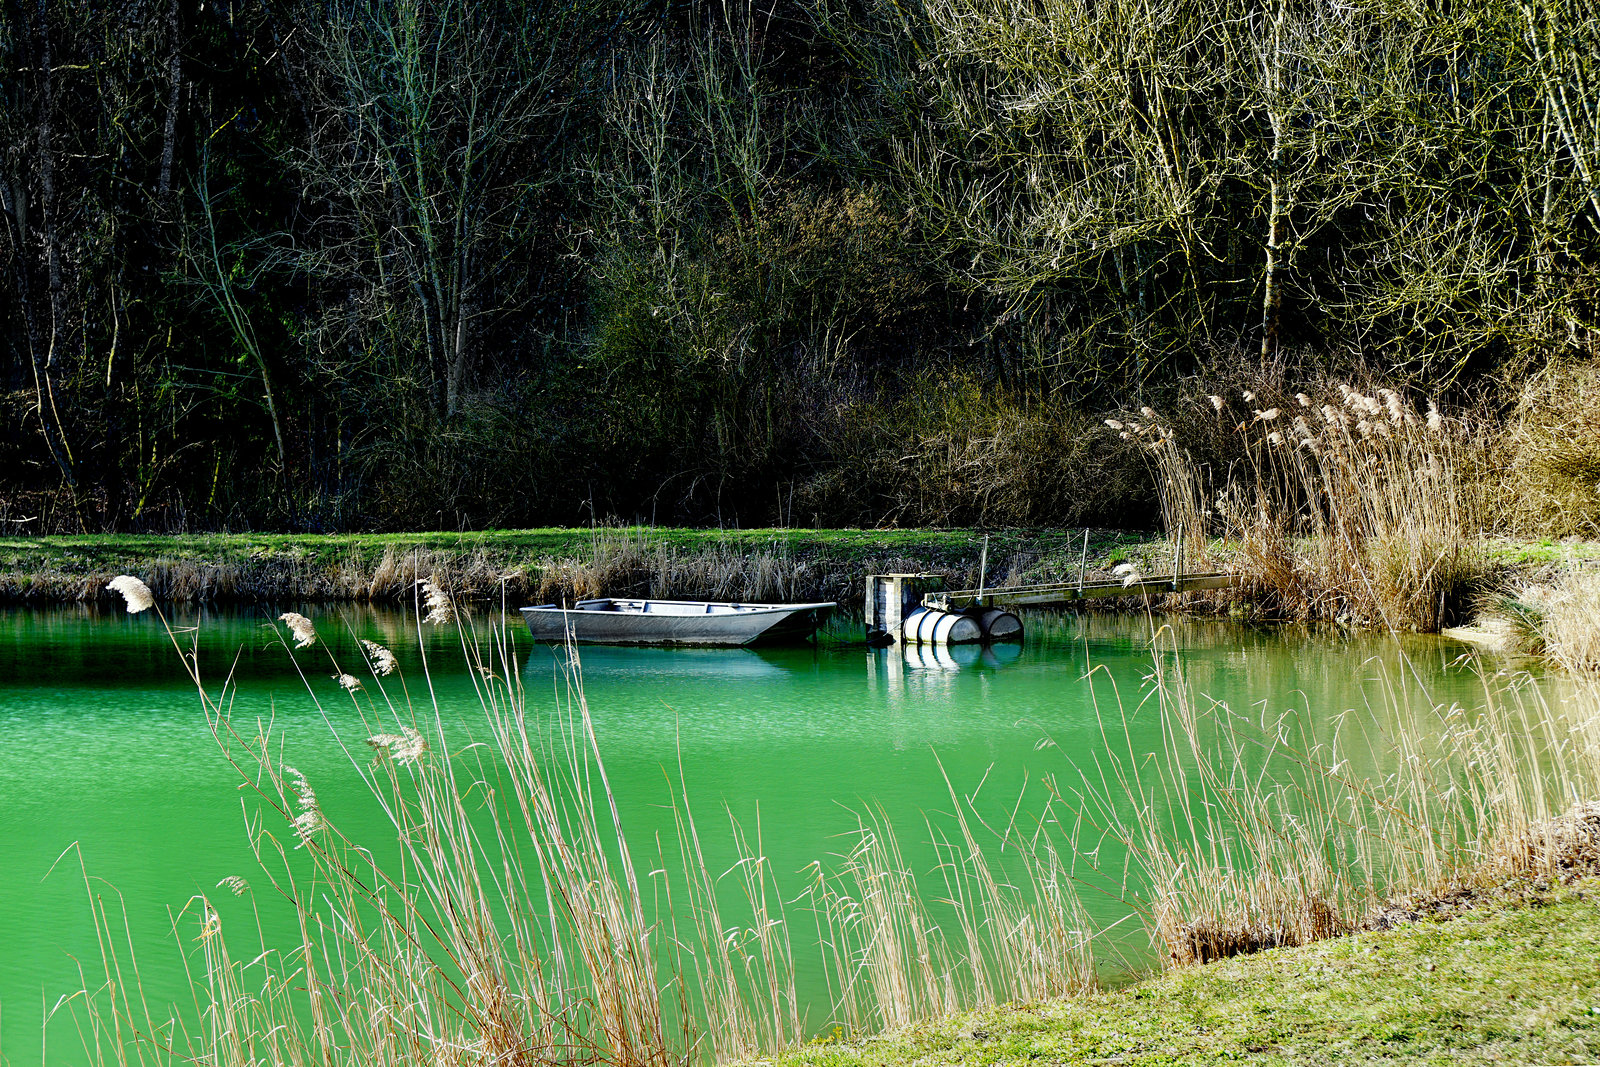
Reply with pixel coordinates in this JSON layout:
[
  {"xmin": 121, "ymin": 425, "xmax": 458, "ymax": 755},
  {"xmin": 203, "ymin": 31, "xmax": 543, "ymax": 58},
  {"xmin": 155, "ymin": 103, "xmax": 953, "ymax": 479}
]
[{"xmin": 0, "ymin": 604, "xmax": 1512, "ymax": 1062}]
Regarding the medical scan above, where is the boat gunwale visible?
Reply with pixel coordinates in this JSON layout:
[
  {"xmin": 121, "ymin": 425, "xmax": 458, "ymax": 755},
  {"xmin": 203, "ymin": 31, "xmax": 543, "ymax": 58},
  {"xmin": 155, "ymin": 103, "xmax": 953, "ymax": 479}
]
[{"xmin": 520, "ymin": 599, "xmax": 837, "ymax": 618}]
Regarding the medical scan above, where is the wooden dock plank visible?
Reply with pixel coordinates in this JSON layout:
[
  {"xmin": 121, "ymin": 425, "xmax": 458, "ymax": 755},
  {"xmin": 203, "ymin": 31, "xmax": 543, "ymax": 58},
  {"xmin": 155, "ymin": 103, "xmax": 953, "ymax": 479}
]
[{"xmin": 925, "ymin": 572, "xmax": 1237, "ymax": 609}]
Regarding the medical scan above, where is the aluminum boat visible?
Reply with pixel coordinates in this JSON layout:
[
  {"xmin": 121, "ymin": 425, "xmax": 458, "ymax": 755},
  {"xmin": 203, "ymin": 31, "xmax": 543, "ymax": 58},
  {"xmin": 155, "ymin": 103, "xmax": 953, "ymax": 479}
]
[{"xmin": 519, "ymin": 598, "xmax": 835, "ymax": 647}]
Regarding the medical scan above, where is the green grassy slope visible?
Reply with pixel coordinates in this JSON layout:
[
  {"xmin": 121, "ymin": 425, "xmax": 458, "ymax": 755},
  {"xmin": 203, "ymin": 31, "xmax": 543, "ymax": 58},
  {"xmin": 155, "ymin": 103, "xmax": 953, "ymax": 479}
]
[{"xmin": 780, "ymin": 883, "xmax": 1600, "ymax": 1067}]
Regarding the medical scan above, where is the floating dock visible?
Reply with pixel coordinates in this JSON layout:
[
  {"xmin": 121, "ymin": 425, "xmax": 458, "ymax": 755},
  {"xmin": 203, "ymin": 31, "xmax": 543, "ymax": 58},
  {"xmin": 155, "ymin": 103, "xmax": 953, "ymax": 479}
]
[
  {"xmin": 866, "ymin": 564, "xmax": 1239, "ymax": 646},
  {"xmin": 923, "ymin": 570, "xmax": 1237, "ymax": 610}
]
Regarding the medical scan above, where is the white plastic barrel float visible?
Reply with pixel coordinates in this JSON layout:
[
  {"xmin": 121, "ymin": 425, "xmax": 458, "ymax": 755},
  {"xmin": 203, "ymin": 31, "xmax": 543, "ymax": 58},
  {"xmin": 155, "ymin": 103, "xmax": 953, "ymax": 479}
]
[
  {"xmin": 976, "ymin": 608, "xmax": 1023, "ymax": 641},
  {"xmin": 902, "ymin": 607, "xmax": 984, "ymax": 645}
]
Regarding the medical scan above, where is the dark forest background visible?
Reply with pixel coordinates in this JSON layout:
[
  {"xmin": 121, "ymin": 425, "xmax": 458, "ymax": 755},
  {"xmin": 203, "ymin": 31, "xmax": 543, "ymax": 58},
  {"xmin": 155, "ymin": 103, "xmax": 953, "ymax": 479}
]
[{"xmin": 1, "ymin": 0, "xmax": 1596, "ymax": 532}]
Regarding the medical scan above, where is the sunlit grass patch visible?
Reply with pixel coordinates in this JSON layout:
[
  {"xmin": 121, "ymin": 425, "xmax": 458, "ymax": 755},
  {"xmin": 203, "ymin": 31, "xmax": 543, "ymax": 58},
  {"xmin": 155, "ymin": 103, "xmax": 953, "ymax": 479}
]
[{"xmin": 775, "ymin": 879, "xmax": 1600, "ymax": 1067}]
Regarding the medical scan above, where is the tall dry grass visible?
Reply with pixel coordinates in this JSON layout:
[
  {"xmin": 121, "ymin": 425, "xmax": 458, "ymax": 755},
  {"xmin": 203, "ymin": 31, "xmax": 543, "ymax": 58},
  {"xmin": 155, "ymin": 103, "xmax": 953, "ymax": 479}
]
[
  {"xmin": 63, "ymin": 582, "xmax": 1094, "ymax": 1067},
  {"xmin": 800, "ymin": 798, "xmax": 1093, "ymax": 1037},
  {"xmin": 1497, "ymin": 566, "xmax": 1600, "ymax": 674},
  {"xmin": 1120, "ymin": 385, "xmax": 1492, "ymax": 630},
  {"xmin": 61, "ymin": 573, "xmax": 1600, "ymax": 1067},
  {"xmin": 1061, "ymin": 627, "xmax": 1600, "ymax": 965}
]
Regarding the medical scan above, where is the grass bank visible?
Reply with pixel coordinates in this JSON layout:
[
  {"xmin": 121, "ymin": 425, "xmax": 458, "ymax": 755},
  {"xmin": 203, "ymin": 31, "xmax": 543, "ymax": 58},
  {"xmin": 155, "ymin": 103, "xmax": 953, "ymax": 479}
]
[
  {"xmin": 11, "ymin": 521, "xmax": 1600, "ymax": 642},
  {"xmin": 0, "ymin": 526, "xmax": 1165, "ymax": 607},
  {"xmin": 776, "ymin": 879, "xmax": 1600, "ymax": 1067}
]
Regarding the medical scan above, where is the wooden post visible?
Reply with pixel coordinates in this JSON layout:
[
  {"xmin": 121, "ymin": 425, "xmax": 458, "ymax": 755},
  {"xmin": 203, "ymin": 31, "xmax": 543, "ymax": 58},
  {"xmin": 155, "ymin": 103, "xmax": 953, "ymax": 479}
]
[
  {"xmin": 1077, "ymin": 528, "xmax": 1090, "ymax": 591},
  {"xmin": 977, "ymin": 533, "xmax": 989, "ymax": 605},
  {"xmin": 1173, "ymin": 523, "xmax": 1184, "ymax": 591},
  {"xmin": 867, "ymin": 573, "xmax": 946, "ymax": 643}
]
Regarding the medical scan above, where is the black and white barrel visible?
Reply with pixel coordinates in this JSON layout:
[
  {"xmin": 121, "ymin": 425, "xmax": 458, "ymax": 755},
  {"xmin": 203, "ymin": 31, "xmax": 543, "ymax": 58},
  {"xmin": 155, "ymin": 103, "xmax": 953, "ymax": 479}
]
[
  {"xmin": 901, "ymin": 607, "xmax": 984, "ymax": 645},
  {"xmin": 976, "ymin": 608, "xmax": 1023, "ymax": 641}
]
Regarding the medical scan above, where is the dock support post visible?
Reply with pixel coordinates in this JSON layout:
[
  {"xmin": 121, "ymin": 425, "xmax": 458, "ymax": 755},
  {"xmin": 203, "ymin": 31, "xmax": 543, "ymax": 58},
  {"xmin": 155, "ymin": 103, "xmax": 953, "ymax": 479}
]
[
  {"xmin": 1172, "ymin": 523, "xmax": 1184, "ymax": 592},
  {"xmin": 866, "ymin": 573, "xmax": 945, "ymax": 644},
  {"xmin": 1077, "ymin": 529, "xmax": 1089, "ymax": 592},
  {"xmin": 977, "ymin": 533, "xmax": 989, "ymax": 605}
]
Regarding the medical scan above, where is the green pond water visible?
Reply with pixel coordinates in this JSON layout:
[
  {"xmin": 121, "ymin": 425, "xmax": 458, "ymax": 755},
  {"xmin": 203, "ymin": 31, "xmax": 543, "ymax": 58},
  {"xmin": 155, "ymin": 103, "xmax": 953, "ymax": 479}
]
[{"xmin": 0, "ymin": 604, "xmax": 1518, "ymax": 1063}]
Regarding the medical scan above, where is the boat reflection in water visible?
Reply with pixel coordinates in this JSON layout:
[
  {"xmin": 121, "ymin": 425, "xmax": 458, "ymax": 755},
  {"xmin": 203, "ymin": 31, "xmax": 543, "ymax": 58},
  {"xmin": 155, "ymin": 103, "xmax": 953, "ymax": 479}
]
[{"xmin": 525, "ymin": 642, "xmax": 789, "ymax": 684}]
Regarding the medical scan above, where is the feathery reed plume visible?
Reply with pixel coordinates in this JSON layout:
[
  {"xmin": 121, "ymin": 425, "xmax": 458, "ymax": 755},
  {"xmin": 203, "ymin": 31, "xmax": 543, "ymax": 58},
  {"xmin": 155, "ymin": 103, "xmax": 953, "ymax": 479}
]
[
  {"xmin": 1383, "ymin": 390, "xmax": 1406, "ymax": 424},
  {"xmin": 1104, "ymin": 418, "xmax": 1125, "ymax": 430},
  {"xmin": 420, "ymin": 579, "xmax": 455, "ymax": 625},
  {"xmin": 335, "ymin": 672, "xmax": 363, "ymax": 692},
  {"xmin": 365, "ymin": 726, "xmax": 428, "ymax": 765},
  {"xmin": 1209, "ymin": 395, "xmax": 1225, "ymax": 412},
  {"xmin": 1254, "ymin": 407, "xmax": 1281, "ymax": 422},
  {"xmin": 278, "ymin": 611, "xmax": 317, "ymax": 649},
  {"xmin": 1294, "ymin": 393, "xmax": 1311, "ymax": 407},
  {"xmin": 1139, "ymin": 406, "xmax": 1158, "ymax": 420},
  {"xmin": 1113, "ymin": 562, "xmax": 1142, "ymax": 587},
  {"xmin": 360, "ymin": 638, "xmax": 398, "ymax": 676},
  {"xmin": 106, "ymin": 575, "xmax": 155, "ymax": 614},
  {"xmin": 284, "ymin": 766, "xmax": 323, "ymax": 846},
  {"xmin": 216, "ymin": 875, "xmax": 249, "ymax": 896}
]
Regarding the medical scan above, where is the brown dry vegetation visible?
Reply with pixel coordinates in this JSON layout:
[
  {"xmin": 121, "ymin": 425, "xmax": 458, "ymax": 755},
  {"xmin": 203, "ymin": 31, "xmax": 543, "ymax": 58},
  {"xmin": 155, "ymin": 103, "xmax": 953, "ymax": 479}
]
[
  {"xmin": 0, "ymin": 537, "xmax": 950, "ymax": 609},
  {"xmin": 1492, "ymin": 566, "xmax": 1600, "ymax": 673},
  {"xmin": 1120, "ymin": 382, "xmax": 1493, "ymax": 630}
]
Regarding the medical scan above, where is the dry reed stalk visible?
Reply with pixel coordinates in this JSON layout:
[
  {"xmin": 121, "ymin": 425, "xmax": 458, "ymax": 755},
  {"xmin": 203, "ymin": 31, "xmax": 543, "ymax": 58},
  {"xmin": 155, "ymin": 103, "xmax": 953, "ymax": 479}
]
[
  {"xmin": 800, "ymin": 810, "xmax": 960, "ymax": 1034},
  {"xmin": 1063, "ymin": 627, "xmax": 1600, "ymax": 967},
  {"xmin": 663, "ymin": 792, "xmax": 804, "ymax": 1063},
  {"xmin": 927, "ymin": 763, "xmax": 1095, "ymax": 1003}
]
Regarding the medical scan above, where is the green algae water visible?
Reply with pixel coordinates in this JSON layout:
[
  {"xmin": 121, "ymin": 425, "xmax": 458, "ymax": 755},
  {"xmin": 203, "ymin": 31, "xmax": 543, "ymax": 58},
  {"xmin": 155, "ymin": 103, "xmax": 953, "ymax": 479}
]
[{"xmin": 0, "ymin": 604, "xmax": 1524, "ymax": 1063}]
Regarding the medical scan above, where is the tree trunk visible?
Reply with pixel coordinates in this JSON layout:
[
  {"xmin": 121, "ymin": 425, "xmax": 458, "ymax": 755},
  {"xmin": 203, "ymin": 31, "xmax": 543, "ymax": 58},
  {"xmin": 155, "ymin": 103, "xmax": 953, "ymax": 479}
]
[
  {"xmin": 158, "ymin": 0, "xmax": 183, "ymax": 208},
  {"xmin": 1260, "ymin": 0, "xmax": 1288, "ymax": 362},
  {"xmin": 33, "ymin": 1, "xmax": 80, "ymax": 505}
]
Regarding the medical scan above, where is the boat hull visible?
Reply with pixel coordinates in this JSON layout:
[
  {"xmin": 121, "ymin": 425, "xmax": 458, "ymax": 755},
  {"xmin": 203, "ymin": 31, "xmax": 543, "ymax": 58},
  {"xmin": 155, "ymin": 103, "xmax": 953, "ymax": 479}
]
[{"xmin": 519, "ymin": 599, "xmax": 835, "ymax": 647}]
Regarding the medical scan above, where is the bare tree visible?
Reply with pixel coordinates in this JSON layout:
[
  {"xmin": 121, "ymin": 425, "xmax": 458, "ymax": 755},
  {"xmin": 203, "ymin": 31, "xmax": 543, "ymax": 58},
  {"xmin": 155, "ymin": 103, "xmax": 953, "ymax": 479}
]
[{"xmin": 292, "ymin": 0, "xmax": 605, "ymax": 418}]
